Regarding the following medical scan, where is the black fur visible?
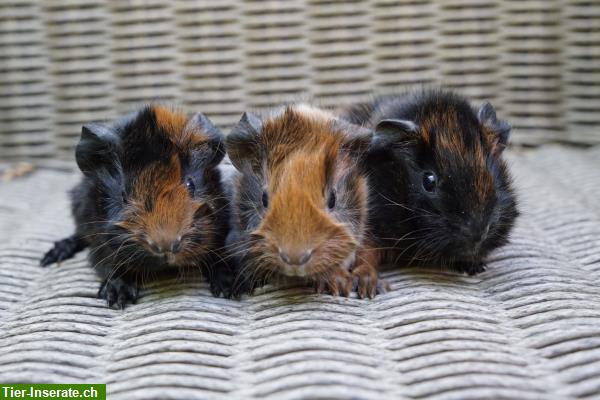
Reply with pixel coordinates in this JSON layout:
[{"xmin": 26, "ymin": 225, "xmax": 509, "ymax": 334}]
[
  {"xmin": 340, "ymin": 88, "xmax": 519, "ymax": 274},
  {"xmin": 41, "ymin": 106, "xmax": 233, "ymax": 307}
]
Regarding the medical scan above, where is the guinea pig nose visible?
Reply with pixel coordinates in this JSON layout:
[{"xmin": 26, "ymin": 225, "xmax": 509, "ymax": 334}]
[
  {"xmin": 279, "ymin": 248, "xmax": 313, "ymax": 266},
  {"xmin": 279, "ymin": 249, "xmax": 292, "ymax": 265}
]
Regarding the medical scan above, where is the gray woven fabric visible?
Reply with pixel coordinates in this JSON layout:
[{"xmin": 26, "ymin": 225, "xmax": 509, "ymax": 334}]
[
  {"xmin": 0, "ymin": 145, "xmax": 599, "ymax": 399},
  {"xmin": 2, "ymin": 0, "xmax": 600, "ymax": 160}
]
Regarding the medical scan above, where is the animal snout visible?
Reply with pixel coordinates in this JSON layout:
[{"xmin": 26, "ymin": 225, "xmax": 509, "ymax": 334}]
[
  {"xmin": 147, "ymin": 236, "xmax": 183, "ymax": 255},
  {"xmin": 278, "ymin": 247, "xmax": 313, "ymax": 266}
]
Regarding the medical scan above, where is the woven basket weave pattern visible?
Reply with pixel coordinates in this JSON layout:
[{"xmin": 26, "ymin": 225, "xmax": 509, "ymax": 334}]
[
  {"xmin": 0, "ymin": 146, "xmax": 600, "ymax": 399},
  {"xmin": 1, "ymin": 0, "xmax": 600, "ymax": 160}
]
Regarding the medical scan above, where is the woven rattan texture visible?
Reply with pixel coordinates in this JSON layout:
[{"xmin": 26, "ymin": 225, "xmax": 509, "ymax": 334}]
[
  {"xmin": 1, "ymin": 0, "xmax": 600, "ymax": 160},
  {"xmin": 0, "ymin": 145, "xmax": 599, "ymax": 399}
]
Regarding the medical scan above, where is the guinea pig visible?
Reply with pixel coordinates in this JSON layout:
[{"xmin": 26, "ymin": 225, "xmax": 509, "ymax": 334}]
[
  {"xmin": 40, "ymin": 105, "xmax": 233, "ymax": 308},
  {"xmin": 338, "ymin": 88, "xmax": 518, "ymax": 275},
  {"xmin": 225, "ymin": 104, "xmax": 388, "ymax": 298}
]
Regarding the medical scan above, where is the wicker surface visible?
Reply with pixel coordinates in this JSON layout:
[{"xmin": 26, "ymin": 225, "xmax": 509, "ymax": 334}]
[
  {"xmin": 0, "ymin": 145, "xmax": 599, "ymax": 399},
  {"xmin": 2, "ymin": 0, "xmax": 600, "ymax": 160}
]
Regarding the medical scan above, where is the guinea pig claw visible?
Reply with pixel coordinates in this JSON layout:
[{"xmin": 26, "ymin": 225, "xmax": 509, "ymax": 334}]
[
  {"xmin": 335, "ymin": 274, "xmax": 353, "ymax": 297},
  {"xmin": 97, "ymin": 277, "xmax": 138, "ymax": 309},
  {"xmin": 209, "ymin": 281, "xmax": 222, "ymax": 298},
  {"xmin": 351, "ymin": 266, "xmax": 389, "ymax": 299},
  {"xmin": 40, "ymin": 235, "xmax": 85, "ymax": 267},
  {"xmin": 353, "ymin": 275, "xmax": 374, "ymax": 299},
  {"xmin": 316, "ymin": 271, "xmax": 352, "ymax": 297}
]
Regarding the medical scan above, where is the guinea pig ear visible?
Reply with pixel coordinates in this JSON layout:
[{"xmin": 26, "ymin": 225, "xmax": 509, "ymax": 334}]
[
  {"xmin": 186, "ymin": 112, "xmax": 225, "ymax": 167},
  {"xmin": 75, "ymin": 123, "xmax": 120, "ymax": 175},
  {"xmin": 375, "ymin": 119, "xmax": 419, "ymax": 143},
  {"xmin": 477, "ymin": 101, "xmax": 511, "ymax": 155},
  {"xmin": 369, "ymin": 118, "xmax": 419, "ymax": 155},
  {"xmin": 367, "ymin": 119, "xmax": 419, "ymax": 165},
  {"xmin": 226, "ymin": 111, "xmax": 263, "ymax": 171},
  {"xmin": 340, "ymin": 124, "xmax": 373, "ymax": 162}
]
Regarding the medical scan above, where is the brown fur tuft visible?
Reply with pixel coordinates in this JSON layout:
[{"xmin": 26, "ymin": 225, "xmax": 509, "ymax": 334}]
[{"xmin": 229, "ymin": 105, "xmax": 377, "ymax": 292}]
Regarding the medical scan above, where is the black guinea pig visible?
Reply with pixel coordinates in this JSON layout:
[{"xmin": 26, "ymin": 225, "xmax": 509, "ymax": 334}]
[
  {"xmin": 338, "ymin": 88, "xmax": 519, "ymax": 275},
  {"xmin": 41, "ymin": 105, "xmax": 233, "ymax": 308}
]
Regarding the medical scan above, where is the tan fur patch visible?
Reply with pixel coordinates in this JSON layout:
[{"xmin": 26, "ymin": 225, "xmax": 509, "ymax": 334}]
[
  {"xmin": 251, "ymin": 106, "xmax": 362, "ymax": 278},
  {"xmin": 153, "ymin": 105, "xmax": 188, "ymax": 136},
  {"xmin": 152, "ymin": 106, "xmax": 212, "ymax": 156}
]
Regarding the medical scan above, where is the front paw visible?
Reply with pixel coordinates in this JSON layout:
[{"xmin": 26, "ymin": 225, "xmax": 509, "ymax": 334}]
[
  {"xmin": 98, "ymin": 277, "xmax": 138, "ymax": 309},
  {"xmin": 453, "ymin": 261, "xmax": 486, "ymax": 276},
  {"xmin": 315, "ymin": 269, "xmax": 353, "ymax": 297},
  {"xmin": 40, "ymin": 235, "xmax": 85, "ymax": 266},
  {"xmin": 209, "ymin": 268, "xmax": 235, "ymax": 299},
  {"xmin": 352, "ymin": 267, "xmax": 389, "ymax": 299}
]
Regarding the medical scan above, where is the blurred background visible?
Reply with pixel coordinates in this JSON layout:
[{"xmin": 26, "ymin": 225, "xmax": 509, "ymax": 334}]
[{"xmin": 1, "ymin": 0, "xmax": 599, "ymax": 161}]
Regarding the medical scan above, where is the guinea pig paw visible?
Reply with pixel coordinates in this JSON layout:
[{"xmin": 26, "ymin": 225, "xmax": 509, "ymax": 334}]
[
  {"xmin": 209, "ymin": 281, "xmax": 225, "ymax": 298},
  {"xmin": 352, "ymin": 270, "xmax": 389, "ymax": 299},
  {"xmin": 40, "ymin": 235, "xmax": 84, "ymax": 267},
  {"xmin": 230, "ymin": 281, "xmax": 250, "ymax": 299},
  {"xmin": 97, "ymin": 278, "xmax": 139, "ymax": 310},
  {"xmin": 209, "ymin": 276, "xmax": 235, "ymax": 299},
  {"xmin": 316, "ymin": 271, "xmax": 353, "ymax": 297}
]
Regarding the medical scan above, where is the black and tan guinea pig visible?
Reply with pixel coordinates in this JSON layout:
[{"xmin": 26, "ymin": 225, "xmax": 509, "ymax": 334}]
[
  {"xmin": 40, "ymin": 105, "xmax": 233, "ymax": 308},
  {"xmin": 338, "ymin": 88, "xmax": 518, "ymax": 275},
  {"xmin": 225, "ymin": 104, "xmax": 388, "ymax": 298}
]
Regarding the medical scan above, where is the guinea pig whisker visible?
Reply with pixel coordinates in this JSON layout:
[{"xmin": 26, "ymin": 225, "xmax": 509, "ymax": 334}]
[
  {"xmin": 86, "ymin": 233, "xmax": 132, "ymax": 257},
  {"xmin": 388, "ymin": 214, "xmax": 428, "ymax": 226},
  {"xmin": 242, "ymin": 255, "xmax": 272, "ymax": 291},
  {"xmin": 89, "ymin": 240, "xmax": 134, "ymax": 273},
  {"xmin": 216, "ymin": 236, "xmax": 259, "ymax": 252},
  {"xmin": 201, "ymin": 258, "xmax": 215, "ymax": 285},
  {"xmin": 376, "ymin": 192, "xmax": 419, "ymax": 212},
  {"xmin": 378, "ymin": 192, "xmax": 439, "ymax": 218},
  {"xmin": 380, "ymin": 227, "xmax": 435, "ymax": 249},
  {"xmin": 108, "ymin": 245, "xmax": 139, "ymax": 276},
  {"xmin": 235, "ymin": 263, "xmax": 261, "ymax": 292},
  {"xmin": 114, "ymin": 242, "xmax": 146, "ymax": 271},
  {"xmin": 410, "ymin": 240, "xmax": 438, "ymax": 264},
  {"xmin": 220, "ymin": 245, "xmax": 257, "ymax": 262},
  {"xmin": 75, "ymin": 219, "xmax": 117, "ymax": 228},
  {"xmin": 112, "ymin": 237, "xmax": 136, "ymax": 262},
  {"xmin": 219, "ymin": 240, "xmax": 261, "ymax": 261},
  {"xmin": 391, "ymin": 238, "xmax": 431, "ymax": 266},
  {"xmin": 78, "ymin": 231, "xmax": 122, "ymax": 239}
]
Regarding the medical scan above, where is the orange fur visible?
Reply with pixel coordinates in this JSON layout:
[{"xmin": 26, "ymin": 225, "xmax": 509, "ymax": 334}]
[
  {"xmin": 153, "ymin": 105, "xmax": 210, "ymax": 150},
  {"xmin": 250, "ymin": 106, "xmax": 365, "ymax": 279},
  {"xmin": 153, "ymin": 105, "xmax": 188, "ymax": 138}
]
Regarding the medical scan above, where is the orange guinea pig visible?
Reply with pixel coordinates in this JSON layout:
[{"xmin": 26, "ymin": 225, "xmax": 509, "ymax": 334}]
[{"xmin": 225, "ymin": 104, "xmax": 389, "ymax": 298}]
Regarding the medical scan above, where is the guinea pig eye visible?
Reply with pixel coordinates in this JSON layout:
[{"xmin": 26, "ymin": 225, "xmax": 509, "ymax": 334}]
[
  {"xmin": 262, "ymin": 190, "xmax": 269, "ymax": 208},
  {"xmin": 185, "ymin": 177, "xmax": 196, "ymax": 196},
  {"xmin": 121, "ymin": 190, "xmax": 127, "ymax": 204},
  {"xmin": 422, "ymin": 171, "xmax": 437, "ymax": 192},
  {"xmin": 327, "ymin": 190, "xmax": 336, "ymax": 209}
]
